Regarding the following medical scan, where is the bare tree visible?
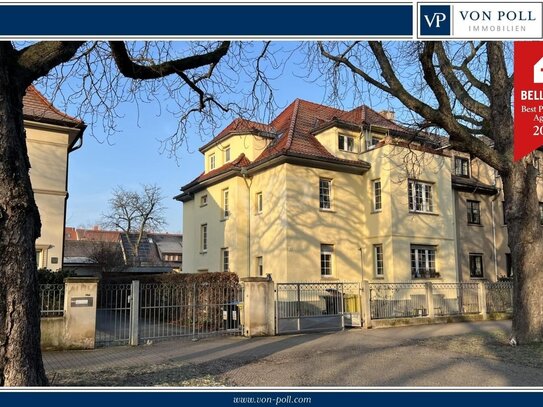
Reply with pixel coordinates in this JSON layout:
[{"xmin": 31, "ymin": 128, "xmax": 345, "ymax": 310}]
[
  {"xmin": 87, "ymin": 241, "xmax": 126, "ymax": 274},
  {"xmin": 0, "ymin": 40, "xmax": 281, "ymax": 386},
  {"xmin": 317, "ymin": 41, "xmax": 541, "ymax": 344},
  {"xmin": 103, "ymin": 184, "xmax": 166, "ymax": 265}
]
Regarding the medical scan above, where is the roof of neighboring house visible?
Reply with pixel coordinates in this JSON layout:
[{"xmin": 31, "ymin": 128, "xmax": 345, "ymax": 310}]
[
  {"xmin": 65, "ymin": 227, "xmax": 121, "ymax": 242},
  {"xmin": 150, "ymin": 233, "xmax": 183, "ymax": 256},
  {"xmin": 120, "ymin": 232, "xmax": 183, "ymax": 266},
  {"xmin": 23, "ymin": 85, "xmax": 85, "ymax": 129}
]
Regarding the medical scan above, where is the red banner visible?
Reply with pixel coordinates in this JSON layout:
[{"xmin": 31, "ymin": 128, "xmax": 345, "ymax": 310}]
[{"xmin": 514, "ymin": 41, "xmax": 543, "ymax": 161}]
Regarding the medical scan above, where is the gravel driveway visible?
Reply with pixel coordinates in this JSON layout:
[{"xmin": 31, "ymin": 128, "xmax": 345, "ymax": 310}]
[{"xmin": 43, "ymin": 320, "xmax": 543, "ymax": 387}]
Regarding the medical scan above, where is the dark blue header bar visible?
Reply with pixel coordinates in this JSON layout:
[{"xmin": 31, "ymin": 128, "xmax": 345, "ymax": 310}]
[
  {"xmin": 0, "ymin": 5, "xmax": 412, "ymax": 37},
  {"xmin": 1, "ymin": 391, "xmax": 543, "ymax": 406}
]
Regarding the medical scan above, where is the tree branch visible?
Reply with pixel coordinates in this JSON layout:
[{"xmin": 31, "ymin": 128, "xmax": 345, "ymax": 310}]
[
  {"xmin": 16, "ymin": 41, "xmax": 85, "ymax": 86},
  {"xmin": 109, "ymin": 41, "xmax": 230, "ymax": 80}
]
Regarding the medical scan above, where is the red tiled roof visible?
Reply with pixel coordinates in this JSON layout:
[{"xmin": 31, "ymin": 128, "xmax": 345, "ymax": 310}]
[
  {"xmin": 183, "ymin": 99, "xmax": 421, "ymax": 191},
  {"xmin": 23, "ymin": 85, "xmax": 84, "ymax": 127},
  {"xmin": 199, "ymin": 118, "xmax": 275, "ymax": 152},
  {"xmin": 65, "ymin": 227, "xmax": 121, "ymax": 242},
  {"xmin": 188, "ymin": 153, "xmax": 252, "ymax": 185}
]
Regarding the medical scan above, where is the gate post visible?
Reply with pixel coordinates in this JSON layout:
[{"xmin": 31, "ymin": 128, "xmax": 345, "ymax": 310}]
[
  {"xmin": 363, "ymin": 280, "xmax": 372, "ymax": 329},
  {"xmin": 63, "ymin": 277, "xmax": 99, "ymax": 349},
  {"xmin": 129, "ymin": 280, "xmax": 140, "ymax": 346},
  {"xmin": 479, "ymin": 282, "xmax": 488, "ymax": 319},
  {"xmin": 240, "ymin": 276, "xmax": 275, "ymax": 337},
  {"xmin": 426, "ymin": 282, "xmax": 435, "ymax": 318}
]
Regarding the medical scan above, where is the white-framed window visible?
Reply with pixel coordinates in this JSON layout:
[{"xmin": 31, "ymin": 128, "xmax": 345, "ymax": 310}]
[
  {"xmin": 469, "ymin": 253, "xmax": 484, "ymax": 278},
  {"xmin": 222, "ymin": 188, "xmax": 230, "ymax": 219},
  {"xmin": 200, "ymin": 224, "xmax": 208, "ymax": 253},
  {"xmin": 209, "ymin": 153, "xmax": 216, "ymax": 171},
  {"xmin": 366, "ymin": 134, "xmax": 383, "ymax": 150},
  {"xmin": 224, "ymin": 145, "xmax": 231, "ymax": 162},
  {"xmin": 373, "ymin": 179, "xmax": 382, "ymax": 211},
  {"xmin": 200, "ymin": 194, "xmax": 208, "ymax": 207},
  {"xmin": 411, "ymin": 245, "xmax": 437, "ymax": 279},
  {"xmin": 338, "ymin": 134, "xmax": 354, "ymax": 152},
  {"xmin": 256, "ymin": 256, "xmax": 263, "ymax": 276},
  {"xmin": 408, "ymin": 180, "xmax": 434, "ymax": 213},
  {"xmin": 256, "ymin": 192, "xmax": 263, "ymax": 214},
  {"xmin": 222, "ymin": 248, "xmax": 229, "ymax": 272},
  {"xmin": 454, "ymin": 157, "xmax": 470, "ymax": 177},
  {"xmin": 320, "ymin": 244, "xmax": 334, "ymax": 277},
  {"xmin": 373, "ymin": 244, "xmax": 384, "ymax": 277},
  {"xmin": 319, "ymin": 178, "xmax": 332, "ymax": 210}
]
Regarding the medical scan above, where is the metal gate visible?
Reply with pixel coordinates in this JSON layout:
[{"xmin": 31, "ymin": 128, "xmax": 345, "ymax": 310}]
[
  {"xmin": 95, "ymin": 280, "xmax": 243, "ymax": 347},
  {"xmin": 95, "ymin": 282, "xmax": 132, "ymax": 346},
  {"xmin": 275, "ymin": 282, "xmax": 362, "ymax": 335}
]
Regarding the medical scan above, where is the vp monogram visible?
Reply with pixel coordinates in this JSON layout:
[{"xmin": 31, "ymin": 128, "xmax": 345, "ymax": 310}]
[{"xmin": 424, "ymin": 12, "xmax": 448, "ymax": 28}]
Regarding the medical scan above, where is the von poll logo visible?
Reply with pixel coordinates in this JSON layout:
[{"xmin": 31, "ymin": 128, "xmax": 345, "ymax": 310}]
[{"xmin": 420, "ymin": 5, "xmax": 451, "ymax": 36}]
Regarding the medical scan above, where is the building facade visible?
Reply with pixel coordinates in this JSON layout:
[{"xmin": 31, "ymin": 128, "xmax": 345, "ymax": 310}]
[
  {"xmin": 24, "ymin": 86, "xmax": 86, "ymax": 269},
  {"xmin": 177, "ymin": 99, "xmax": 542, "ymax": 283}
]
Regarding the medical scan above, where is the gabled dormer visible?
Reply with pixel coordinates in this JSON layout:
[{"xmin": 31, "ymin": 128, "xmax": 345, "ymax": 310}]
[{"xmin": 199, "ymin": 118, "xmax": 277, "ymax": 173}]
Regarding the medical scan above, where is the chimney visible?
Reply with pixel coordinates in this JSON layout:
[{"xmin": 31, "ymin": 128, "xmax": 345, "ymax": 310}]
[
  {"xmin": 380, "ymin": 110, "xmax": 395, "ymax": 121},
  {"xmin": 93, "ymin": 225, "xmax": 100, "ymax": 231}
]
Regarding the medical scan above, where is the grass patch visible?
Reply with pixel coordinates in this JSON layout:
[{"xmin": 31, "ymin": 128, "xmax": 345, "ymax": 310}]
[{"xmin": 415, "ymin": 330, "xmax": 543, "ymax": 369}]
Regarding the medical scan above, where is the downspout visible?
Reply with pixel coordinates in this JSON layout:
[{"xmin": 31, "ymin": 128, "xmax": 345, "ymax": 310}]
[
  {"xmin": 241, "ymin": 167, "xmax": 252, "ymax": 277},
  {"xmin": 491, "ymin": 187, "xmax": 501, "ymax": 282},
  {"xmin": 451, "ymin": 186, "xmax": 462, "ymax": 282}
]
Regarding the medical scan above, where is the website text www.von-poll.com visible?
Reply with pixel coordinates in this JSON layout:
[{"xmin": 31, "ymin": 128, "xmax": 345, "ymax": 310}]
[{"xmin": 233, "ymin": 395, "xmax": 312, "ymax": 405}]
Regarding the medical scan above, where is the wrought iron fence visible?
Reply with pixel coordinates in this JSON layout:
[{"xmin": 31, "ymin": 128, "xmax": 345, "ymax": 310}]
[
  {"xmin": 39, "ymin": 284, "xmax": 65, "ymax": 317},
  {"xmin": 486, "ymin": 281, "xmax": 514, "ymax": 313},
  {"xmin": 138, "ymin": 281, "xmax": 243, "ymax": 342},
  {"xmin": 432, "ymin": 282, "xmax": 480, "ymax": 316},
  {"xmin": 276, "ymin": 282, "xmax": 362, "ymax": 334},
  {"xmin": 369, "ymin": 282, "xmax": 428, "ymax": 319}
]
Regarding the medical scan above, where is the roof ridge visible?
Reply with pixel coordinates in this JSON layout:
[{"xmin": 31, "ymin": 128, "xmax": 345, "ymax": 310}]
[
  {"xmin": 285, "ymin": 99, "xmax": 300, "ymax": 151},
  {"xmin": 27, "ymin": 85, "xmax": 83, "ymax": 125}
]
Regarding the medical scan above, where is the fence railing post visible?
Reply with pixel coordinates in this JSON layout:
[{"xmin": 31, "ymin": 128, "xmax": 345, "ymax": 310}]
[
  {"xmin": 479, "ymin": 282, "xmax": 488, "ymax": 319},
  {"xmin": 192, "ymin": 283, "xmax": 197, "ymax": 337},
  {"xmin": 129, "ymin": 280, "xmax": 140, "ymax": 346},
  {"xmin": 426, "ymin": 282, "xmax": 435, "ymax": 318},
  {"xmin": 363, "ymin": 280, "xmax": 372, "ymax": 329}
]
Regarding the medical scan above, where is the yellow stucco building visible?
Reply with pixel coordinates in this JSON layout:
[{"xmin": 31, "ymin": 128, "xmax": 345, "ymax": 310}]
[
  {"xmin": 177, "ymin": 99, "xmax": 541, "ymax": 283},
  {"xmin": 24, "ymin": 86, "xmax": 85, "ymax": 269}
]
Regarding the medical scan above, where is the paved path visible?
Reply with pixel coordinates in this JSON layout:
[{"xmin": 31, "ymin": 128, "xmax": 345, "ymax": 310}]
[{"xmin": 43, "ymin": 320, "xmax": 543, "ymax": 387}]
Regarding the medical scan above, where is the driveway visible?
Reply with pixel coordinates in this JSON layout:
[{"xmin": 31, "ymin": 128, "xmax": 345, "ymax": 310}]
[{"xmin": 43, "ymin": 320, "xmax": 543, "ymax": 387}]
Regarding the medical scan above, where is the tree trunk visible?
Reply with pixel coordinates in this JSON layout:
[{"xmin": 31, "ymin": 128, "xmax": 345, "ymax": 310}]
[
  {"xmin": 0, "ymin": 48, "xmax": 48, "ymax": 385},
  {"xmin": 502, "ymin": 159, "xmax": 543, "ymax": 344}
]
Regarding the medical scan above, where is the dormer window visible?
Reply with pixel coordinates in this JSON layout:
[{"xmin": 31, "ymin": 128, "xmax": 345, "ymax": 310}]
[
  {"xmin": 454, "ymin": 157, "xmax": 470, "ymax": 177},
  {"xmin": 338, "ymin": 134, "xmax": 354, "ymax": 152},
  {"xmin": 209, "ymin": 154, "xmax": 216, "ymax": 171},
  {"xmin": 224, "ymin": 146, "xmax": 231, "ymax": 162},
  {"xmin": 366, "ymin": 134, "xmax": 383, "ymax": 150}
]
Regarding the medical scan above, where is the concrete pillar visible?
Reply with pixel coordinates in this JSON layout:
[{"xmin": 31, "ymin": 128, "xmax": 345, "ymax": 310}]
[
  {"xmin": 363, "ymin": 280, "xmax": 372, "ymax": 329},
  {"xmin": 240, "ymin": 276, "xmax": 275, "ymax": 337},
  {"xmin": 63, "ymin": 277, "xmax": 99, "ymax": 349},
  {"xmin": 426, "ymin": 282, "xmax": 435, "ymax": 318}
]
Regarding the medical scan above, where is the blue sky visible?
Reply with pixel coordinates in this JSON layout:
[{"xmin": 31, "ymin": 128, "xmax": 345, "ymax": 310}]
[{"xmin": 56, "ymin": 42, "xmax": 400, "ymax": 233}]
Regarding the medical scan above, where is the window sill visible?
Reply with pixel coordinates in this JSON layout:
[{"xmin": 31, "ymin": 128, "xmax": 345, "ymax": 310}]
[
  {"xmin": 374, "ymin": 276, "xmax": 385, "ymax": 280},
  {"xmin": 220, "ymin": 217, "xmax": 230, "ymax": 222},
  {"xmin": 319, "ymin": 209, "xmax": 336, "ymax": 213},
  {"xmin": 468, "ymin": 223, "xmax": 483, "ymax": 227},
  {"xmin": 320, "ymin": 276, "xmax": 338, "ymax": 281},
  {"xmin": 470, "ymin": 277, "xmax": 486, "ymax": 280},
  {"xmin": 200, "ymin": 251, "xmax": 207, "ymax": 255},
  {"xmin": 409, "ymin": 211, "xmax": 439, "ymax": 216},
  {"xmin": 371, "ymin": 209, "xmax": 382, "ymax": 214}
]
